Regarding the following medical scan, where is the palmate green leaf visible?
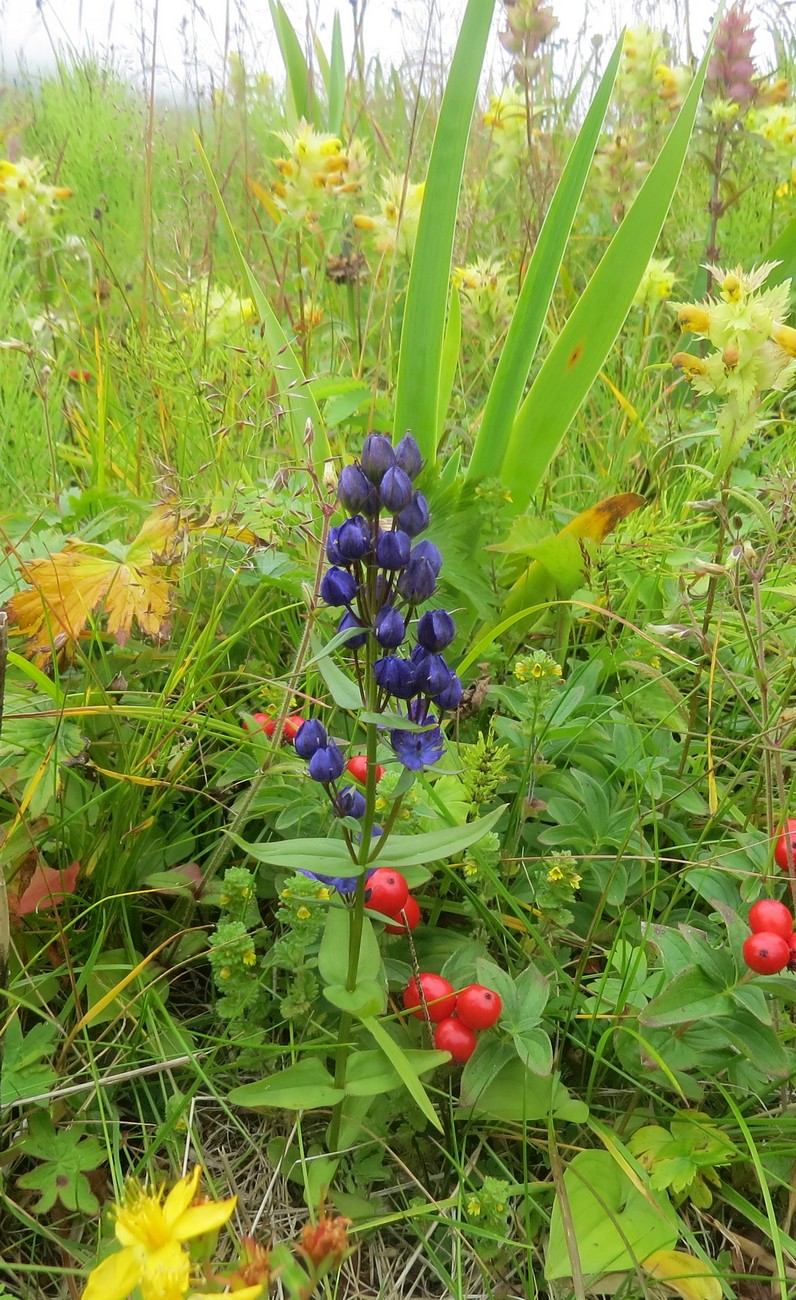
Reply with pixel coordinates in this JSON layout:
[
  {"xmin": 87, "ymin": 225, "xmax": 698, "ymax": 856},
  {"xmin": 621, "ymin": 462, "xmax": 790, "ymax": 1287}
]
[
  {"xmin": 268, "ymin": 0, "xmax": 314, "ymax": 127},
  {"xmin": 393, "ymin": 0, "xmax": 496, "ymax": 461},
  {"xmin": 499, "ymin": 23, "xmax": 717, "ymax": 512},
  {"xmin": 466, "ymin": 35, "xmax": 623, "ymax": 483},
  {"xmin": 194, "ymin": 134, "xmax": 328, "ymax": 469}
]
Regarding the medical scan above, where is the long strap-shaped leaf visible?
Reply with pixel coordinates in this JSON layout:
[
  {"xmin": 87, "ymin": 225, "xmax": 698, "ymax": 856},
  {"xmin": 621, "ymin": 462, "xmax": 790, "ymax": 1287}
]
[
  {"xmin": 393, "ymin": 0, "xmax": 496, "ymax": 461},
  {"xmin": 499, "ymin": 22, "xmax": 719, "ymax": 513},
  {"xmin": 195, "ymin": 134, "xmax": 328, "ymax": 469},
  {"xmin": 269, "ymin": 0, "xmax": 314, "ymax": 128},
  {"xmin": 466, "ymin": 36, "xmax": 623, "ymax": 483}
]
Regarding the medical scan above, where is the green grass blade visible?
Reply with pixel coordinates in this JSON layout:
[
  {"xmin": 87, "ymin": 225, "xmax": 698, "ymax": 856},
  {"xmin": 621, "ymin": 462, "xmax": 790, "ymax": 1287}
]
[
  {"xmin": 269, "ymin": 0, "xmax": 313, "ymax": 127},
  {"xmin": 361, "ymin": 1015, "xmax": 444, "ymax": 1132},
  {"xmin": 393, "ymin": 0, "xmax": 496, "ymax": 461},
  {"xmin": 194, "ymin": 133, "xmax": 328, "ymax": 467},
  {"xmin": 437, "ymin": 282, "xmax": 461, "ymax": 434},
  {"xmin": 763, "ymin": 214, "xmax": 796, "ymax": 287},
  {"xmin": 327, "ymin": 12, "xmax": 346, "ymax": 135},
  {"xmin": 499, "ymin": 27, "xmax": 717, "ymax": 513},
  {"xmin": 466, "ymin": 35, "xmax": 623, "ymax": 483}
]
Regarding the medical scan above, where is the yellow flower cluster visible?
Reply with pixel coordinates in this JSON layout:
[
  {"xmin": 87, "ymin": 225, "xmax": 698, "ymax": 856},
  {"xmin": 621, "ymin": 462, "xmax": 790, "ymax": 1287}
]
[
  {"xmin": 452, "ymin": 257, "xmax": 514, "ymax": 335},
  {"xmin": 271, "ymin": 120, "xmax": 365, "ymax": 223},
  {"xmin": 179, "ymin": 279, "xmax": 256, "ymax": 343},
  {"xmin": 747, "ymin": 103, "xmax": 796, "ymax": 194},
  {"xmin": 619, "ymin": 27, "xmax": 691, "ymax": 116},
  {"xmin": 633, "ymin": 257, "xmax": 676, "ymax": 309},
  {"xmin": 483, "ymin": 86, "xmax": 530, "ymax": 177},
  {"xmin": 354, "ymin": 172, "xmax": 425, "ymax": 257},
  {"xmin": 0, "ymin": 156, "xmax": 72, "ymax": 243},
  {"xmin": 513, "ymin": 652, "xmax": 562, "ymax": 682}
]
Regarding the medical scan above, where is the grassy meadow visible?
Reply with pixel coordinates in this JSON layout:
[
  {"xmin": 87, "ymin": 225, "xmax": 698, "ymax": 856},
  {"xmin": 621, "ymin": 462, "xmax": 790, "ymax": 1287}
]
[{"xmin": 2, "ymin": 1, "xmax": 796, "ymax": 1297}]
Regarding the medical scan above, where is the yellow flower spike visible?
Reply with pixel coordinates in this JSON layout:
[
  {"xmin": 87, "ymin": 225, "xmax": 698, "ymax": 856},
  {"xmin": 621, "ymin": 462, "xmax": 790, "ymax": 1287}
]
[
  {"xmin": 676, "ymin": 305, "xmax": 711, "ymax": 333},
  {"xmin": 773, "ymin": 322, "xmax": 796, "ymax": 356}
]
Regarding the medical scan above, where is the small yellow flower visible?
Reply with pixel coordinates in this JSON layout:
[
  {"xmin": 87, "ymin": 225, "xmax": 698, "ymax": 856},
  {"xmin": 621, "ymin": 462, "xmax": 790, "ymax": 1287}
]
[
  {"xmin": 317, "ymin": 887, "xmax": 332, "ymax": 901},
  {"xmin": 242, "ymin": 948, "xmax": 257, "ymax": 967},
  {"xmin": 83, "ymin": 1167, "xmax": 236, "ymax": 1300},
  {"xmin": 296, "ymin": 906, "xmax": 311, "ymax": 921}
]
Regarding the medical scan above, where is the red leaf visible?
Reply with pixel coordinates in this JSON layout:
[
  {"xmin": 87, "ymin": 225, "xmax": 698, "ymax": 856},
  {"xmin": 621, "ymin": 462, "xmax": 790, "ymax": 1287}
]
[{"xmin": 16, "ymin": 861, "xmax": 80, "ymax": 915}]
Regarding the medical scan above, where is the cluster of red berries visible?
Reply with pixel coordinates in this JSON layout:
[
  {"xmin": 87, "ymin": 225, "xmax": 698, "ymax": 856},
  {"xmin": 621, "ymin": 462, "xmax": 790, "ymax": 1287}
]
[
  {"xmin": 402, "ymin": 973, "xmax": 502, "ymax": 1062},
  {"xmin": 742, "ymin": 898, "xmax": 796, "ymax": 975},
  {"xmin": 366, "ymin": 867, "xmax": 421, "ymax": 934},
  {"xmin": 243, "ymin": 712, "xmax": 304, "ymax": 742}
]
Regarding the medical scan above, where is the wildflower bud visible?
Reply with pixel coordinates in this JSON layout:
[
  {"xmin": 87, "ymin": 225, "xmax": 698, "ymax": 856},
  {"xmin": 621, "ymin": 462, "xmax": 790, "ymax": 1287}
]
[
  {"xmin": 395, "ymin": 432, "xmax": 423, "ymax": 479},
  {"xmin": 380, "ymin": 465, "xmax": 414, "ymax": 513},
  {"xmin": 335, "ymin": 785, "xmax": 366, "ymax": 819},
  {"xmin": 338, "ymin": 610, "xmax": 368, "ymax": 648},
  {"xmin": 375, "ymin": 528, "xmax": 411, "ymax": 570},
  {"xmin": 375, "ymin": 605, "xmax": 406, "ymax": 648},
  {"xmin": 299, "ymin": 1215, "xmax": 352, "ymax": 1272},
  {"xmin": 374, "ymin": 654, "xmax": 417, "ymax": 698},
  {"xmin": 434, "ymin": 672, "xmax": 463, "ymax": 711},
  {"xmin": 398, "ymin": 553, "xmax": 437, "ymax": 603},
  {"xmin": 410, "ymin": 539, "xmax": 443, "ymax": 575},
  {"xmin": 308, "ymin": 742, "xmax": 345, "ymax": 783},
  {"xmin": 672, "ymin": 351, "xmax": 707, "ymax": 378},
  {"xmin": 722, "ymin": 343, "xmax": 740, "ymax": 368},
  {"xmin": 326, "ymin": 527, "xmax": 344, "ymax": 565},
  {"xmin": 677, "ymin": 305, "xmax": 711, "ymax": 333},
  {"xmin": 773, "ymin": 323, "xmax": 796, "ymax": 357},
  {"xmin": 336, "ymin": 515, "xmax": 371, "ymax": 561},
  {"xmin": 397, "ymin": 491, "xmax": 430, "ymax": 537},
  {"xmin": 361, "ymin": 432, "xmax": 396, "ymax": 484},
  {"xmin": 692, "ymin": 559, "xmax": 728, "ymax": 576},
  {"xmin": 294, "ymin": 718, "xmax": 328, "ymax": 759},
  {"xmin": 417, "ymin": 608, "xmax": 455, "ymax": 652},
  {"xmin": 416, "ymin": 652, "xmax": 452, "ymax": 696},
  {"xmin": 320, "ymin": 566, "xmax": 358, "ymax": 606},
  {"xmin": 337, "ymin": 463, "xmax": 372, "ymax": 512}
]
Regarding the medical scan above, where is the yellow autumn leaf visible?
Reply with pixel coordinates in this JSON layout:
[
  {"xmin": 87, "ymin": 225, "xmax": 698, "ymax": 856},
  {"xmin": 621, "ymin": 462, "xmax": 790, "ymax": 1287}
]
[
  {"xmin": 643, "ymin": 1249, "xmax": 722, "ymax": 1300},
  {"xmin": 8, "ymin": 508, "xmax": 179, "ymax": 661}
]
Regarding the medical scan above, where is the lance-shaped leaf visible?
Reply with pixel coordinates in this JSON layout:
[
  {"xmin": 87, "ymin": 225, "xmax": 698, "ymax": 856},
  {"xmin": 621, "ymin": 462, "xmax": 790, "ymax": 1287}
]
[
  {"xmin": 269, "ymin": 0, "xmax": 315, "ymax": 127},
  {"xmin": 643, "ymin": 1250, "xmax": 722, "ymax": 1300},
  {"xmin": 499, "ymin": 24, "xmax": 716, "ymax": 512}
]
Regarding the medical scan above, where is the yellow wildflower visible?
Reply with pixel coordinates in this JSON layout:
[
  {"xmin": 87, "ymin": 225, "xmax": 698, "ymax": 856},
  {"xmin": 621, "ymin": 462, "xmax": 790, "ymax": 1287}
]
[
  {"xmin": 179, "ymin": 279, "xmax": 256, "ymax": 343},
  {"xmin": 0, "ymin": 156, "xmax": 72, "ymax": 242},
  {"xmin": 296, "ymin": 906, "xmax": 311, "ymax": 921},
  {"xmin": 354, "ymin": 172, "xmax": 425, "ymax": 257},
  {"xmin": 633, "ymin": 257, "xmax": 675, "ymax": 308},
  {"xmin": 270, "ymin": 120, "xmax": 349, "ymax": 222},
  {"xmin": 83, "ymin": 1167, "xmax": 236, "ymax": 1300},
  {"xmin": 452, "ymin": 257, "xmax": 514, "ymax": 335}
]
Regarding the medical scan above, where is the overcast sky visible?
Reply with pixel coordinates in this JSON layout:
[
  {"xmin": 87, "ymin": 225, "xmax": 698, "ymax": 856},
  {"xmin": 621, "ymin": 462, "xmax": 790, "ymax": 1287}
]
[{"xmin": 0, "ymin": 0, "xmax": 781, "ymax": 99}]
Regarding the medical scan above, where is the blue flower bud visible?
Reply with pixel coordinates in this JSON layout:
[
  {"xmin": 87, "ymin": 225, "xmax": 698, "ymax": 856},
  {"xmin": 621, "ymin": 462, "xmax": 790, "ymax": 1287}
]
[
  {"xmin": 375, "ymin": 528, "xmax": 411, "ymax": 570},
  {"xmin": 294, "ymin": 718, "xmax": 328, "ymax": 758},
  {"xmin": 308, "ymin": 741, "xmax": 345, "ymax": 783},
  {"xmin": 335, "ymin": 785, "xmax": 367, "ymax": 819},
  {"xmin": 416, "ymin": 652, "xmax": 452, "ymax": 696},
  {"xmin": 338, "ymin": 610, "xmax": 368, "ymax": 649},
  {"xmin": 337, "ymin": 463, "xmax": 372, "ymax": 512},
  {"xmin": 374, "ymin": 654, "xmax": 417, "ymax": 699},
  {"xmin": 336, "ymin": 515, "xmax": 372, "ymax": 561},
  {"xmin": 326, "ymin": 527, "xmax": 344, "ymax": 565},
  {"xmin": 397, "ymin": 491, "xmax": 430, "ymax": 537},
  {"xmin": 361, "ymin": 433, "xmax": 395, "ymax": 484},
  {"xmin": 379, "ymin": 465, "xmax": 413, "ymax": 514},
  {"xmin": 411, "ymin": 539, "xmax": 442, "ymax": 575},
  {"xmin": 375, "ymin": 605, "xmax": 406, "ymax": 648},
  {"xmin": 433, "ymin": 673, "xmax": 463, "ymax": 711},
  {"xmin": 417, "ymin": 608, "xmax": 455, "ymax": 651},
  {"xmin": 395, "ymin": 433, "xmax": 423, "ymax": 479},
  {"xmin": 362, "ymin": 483, "xmax": 381, "ymax": 516},
  {"xmin": 320, "ymin": 566, "xmax": 358, "ymax": 606},
  {"xmin": 397, "ymin": 553, "xmax": 437, "ymax": 603}
]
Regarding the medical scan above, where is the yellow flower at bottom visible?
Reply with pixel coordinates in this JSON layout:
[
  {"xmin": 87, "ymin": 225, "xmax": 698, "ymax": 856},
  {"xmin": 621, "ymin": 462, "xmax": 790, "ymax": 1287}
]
[{"xmin": 83, "ymin": 1166, "xmax": 236, "ymax": 1300}]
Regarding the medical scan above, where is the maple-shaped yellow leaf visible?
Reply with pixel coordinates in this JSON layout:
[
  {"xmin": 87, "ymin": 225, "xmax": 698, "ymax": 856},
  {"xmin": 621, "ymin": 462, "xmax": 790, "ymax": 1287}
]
[
  {"xmin": 8, "ymin": 509, "xmax": 179, "ymax": 660},
  {"xmin": 643, "ymin": 1249, "xmax": 722, "ymax": 1300}
]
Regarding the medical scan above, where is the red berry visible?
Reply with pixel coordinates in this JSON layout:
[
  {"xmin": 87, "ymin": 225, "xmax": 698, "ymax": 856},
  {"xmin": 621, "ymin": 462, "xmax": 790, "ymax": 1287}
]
[
  {"xmin": 775, "ymin": 819, "xmax": 796, "ymax": 871},
  {"xmin": 366, "ymin": 868, "xmax": 409, "ymax": 917},
  {"xmin": 743, "ymin": 932, "xmax": 790, "ymax": 975},
  {"xmin": 242, "ymin": 711, "xmax": 276, "ymax": 737},
  {"xmin": 384, "ymin": 894, "xmax": 421, "ymax": 934},
  {"xmin": 433, "ymin": 1016, "xmax": 478, "ymax": 1062},
  {"xmin": 455, "ymin": 984, "xmax": 503, "ymax": 1030},
  {"xmin": 748, "ymin": 899, "xmax": 793, "ymax": 941},
  {"xmin": 283, "ymin": 715, "xmax": 305, "ymax": 740},
  {"xmin": 403, "ymin": 973, "xmax": 457, "ymax": 1022},
  {"xmin": 789, "ymin": 934, "xmax": 796, "ymax": 972},
  {"xmin": 346, "ymin": 755, "xmax": 386, "ymax": 785}
]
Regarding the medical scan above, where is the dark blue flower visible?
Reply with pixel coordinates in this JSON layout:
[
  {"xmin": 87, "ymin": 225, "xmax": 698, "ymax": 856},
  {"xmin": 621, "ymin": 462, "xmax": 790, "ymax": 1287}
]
[
  {"xmin": 337, "ymin": 463, "xmax": 372, "ymax": 513},
  {"xmin": 374, "ymin": 654, "xmax": 417, "ymax": 698},
  {"xmin": 391, "ymin": 725, "xmax": 445, "ymax": 770},
  {"xmin": 337, "ymin": 515, "xmax": 372, "ymax": 561},
  {"xmin": 397, "ymin": 491, "xmax": 429, "ymax": 537},
  {"xmin": 433, "ymin": 672, "xmax": 463, "ymax": 711},
  {"xmin": 361, "ymin": 433, "xmax": 395, "ymax": 484},
  {"xmin": 375, "ymin": 528, "xmax": 411, "ymax": 570},
  {"xmin": 411, "ymin": 539, "xmax": 442, "ymax": 575},
  {"xmin": 299, "ymin": 867, "xmax": 375, "ymax": 894},
  {"xmin": 294, "ymin": 718, "xmax": 328, "ymax": 758},
  {"xmin": 320, "ymin": 566, "xmax": 357, "ymax": 606},
  {"xmin": 375, "ymin": 605, "xmax": 406, "ymax": 648},
  {"xmin": 326, "ymin": 527, "xmax": 344, "ymax": 565},
  {"xmin": 397, "ymin": 553, "xmax": 437, "ymax": 603},
  {"xmin": 380, "ymin": 465, "xmax": 413, "ymax": 514},
  {"xmin": 416, "ymin": 652, "xmax": 452, "ymax": 696},
  {"xmin": 338, "ymin": 610, "xmax": 368, "ymax": 649},
  {"xmin": 407, "ymin": 698, "xmax": 436, "ymax": 725},
  {"xmin": 395, "ymin": 433, "xmax": 423, "ymax": 479},
  {"xmin": 335, "ymin": 785, "xmax": 366, "ymax": 819},
  {"xmin": 417, "ymin": 608, "xmax": 455, "ymax": 651},
  {"xmin": 308, "ymin": 742, "xmax": 345, "ymax": 783}
]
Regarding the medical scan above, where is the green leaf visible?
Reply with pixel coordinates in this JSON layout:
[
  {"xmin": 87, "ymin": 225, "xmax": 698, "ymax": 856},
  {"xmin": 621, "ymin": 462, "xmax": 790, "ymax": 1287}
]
[
  {"xmin": 234, "ymin": 835, "xmax": 357, "ymax": 872},
  {"xmin": 460, "ymin": 1058, "xmax": 574, "ymax": 1122},
  {"xmin": 376, "ymin": 805, "xmax": 505, "ymax": 868},
  {"xmin": 344, "ymin": 1048, "xmax": 449, "ymax": 1096},
  {"xmin": 318, "ymin": 909, "xmax": 382, "ymax": 986},
  {"xmin": 437, "ymin": 282, "xmax": 462, "ymax": 432},
  {"xmin": 360, "ymin": 1016, "xmax": 444, "ymax": 1131},
  {"xmin": 763, "ymin": 216, "xmax": 796, "ymax": 289},
  {"xmin": 641, "ymin": 969, "xmax": 734, "ymax": 1029},
  {"xmin": 327, "ymin": 12, "xmax": 345, "ymax": 134},
  {"xmin": 194, "ymin": 134, "xmax": 328, "ymax": 468},
  {"xmin": 0, "ymin": 1018, "xmax": 58, "ymax": 1107},
  {"xmin": 459, "ymin": 1040, "xmax": 516, "ymax": 1108},
  {"xmin": 499, "ymin": 27, "xmax": 715, "ymax": 511},
  {"xmin": 545, "ymin": 1150, "xmax": 677, "ymax": 1282},
  {"xmin": 268, "ymin": 0, "xmax": 313, "ymax": 126},
  {"xmin": 229, "ymin": 1058, "xmax": 345, "ymax": 1110},
  {"xmin": 466, "ymin": 35, "xmax": 623, "ymax": 482},
  {"xmin": 513, "ymin": 1028, "xmax": 553, "ymax": 1076},
  {"xmin": 718, "ymin": 1010, "xmax": 790, "ymax": 1078},
  {"xmin": 324, "ymin": 980, "xmax": 386, "ymax": 1017},
  {"xmin": 393, "ymin": 0, "xmax": 496, "ymax": 460}
]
